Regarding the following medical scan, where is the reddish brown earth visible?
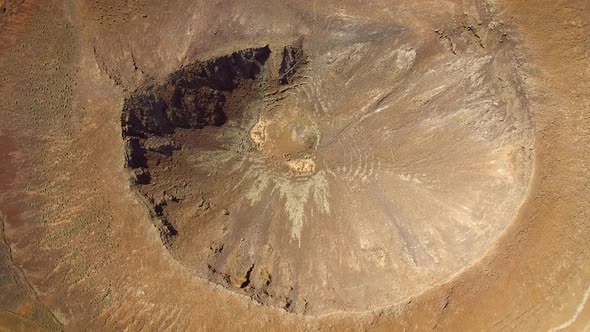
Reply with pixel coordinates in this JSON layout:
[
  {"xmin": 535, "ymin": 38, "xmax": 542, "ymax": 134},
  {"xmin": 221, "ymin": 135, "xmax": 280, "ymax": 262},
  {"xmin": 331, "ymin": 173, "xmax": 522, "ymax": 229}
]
[{"xmin": 0, "ymin": 0, "xmax": 589, "ymax": 331}]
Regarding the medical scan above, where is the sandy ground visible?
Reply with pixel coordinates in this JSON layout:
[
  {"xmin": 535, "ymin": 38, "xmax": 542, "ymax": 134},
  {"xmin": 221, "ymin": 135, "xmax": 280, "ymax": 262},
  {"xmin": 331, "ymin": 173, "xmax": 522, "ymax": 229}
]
[{"xmin": 0, "ymin": 0, "xmax": 589, "ymax": 331}]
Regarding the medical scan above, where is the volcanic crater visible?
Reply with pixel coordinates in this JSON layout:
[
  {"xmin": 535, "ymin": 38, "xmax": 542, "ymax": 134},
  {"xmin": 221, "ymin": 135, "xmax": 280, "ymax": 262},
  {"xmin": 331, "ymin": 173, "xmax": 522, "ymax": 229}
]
[{"xmin": 120, "ymin": 13, "xmax": 533, "ymax": 316}]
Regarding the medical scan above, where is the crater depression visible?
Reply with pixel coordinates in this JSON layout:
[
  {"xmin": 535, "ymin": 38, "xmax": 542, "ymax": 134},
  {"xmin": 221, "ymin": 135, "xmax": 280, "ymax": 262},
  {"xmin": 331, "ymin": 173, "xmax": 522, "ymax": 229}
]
[{"xmin": 120, "ymin": 15, "xmax": 533, "ymax": 315}]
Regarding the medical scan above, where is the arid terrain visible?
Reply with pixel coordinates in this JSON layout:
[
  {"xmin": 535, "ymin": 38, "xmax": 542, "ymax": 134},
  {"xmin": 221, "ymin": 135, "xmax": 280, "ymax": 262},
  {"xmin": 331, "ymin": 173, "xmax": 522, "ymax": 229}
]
[{"xmin": 0, "ymin": 0, "xmax": 589, "ymax": 331}]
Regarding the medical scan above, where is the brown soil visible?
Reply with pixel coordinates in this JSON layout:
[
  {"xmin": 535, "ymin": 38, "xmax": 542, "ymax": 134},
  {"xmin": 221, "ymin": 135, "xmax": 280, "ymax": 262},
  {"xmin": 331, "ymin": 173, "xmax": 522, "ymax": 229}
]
[{"xmin": 0, "ymin": 0, "xmax": 588, "ymax": 330}]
